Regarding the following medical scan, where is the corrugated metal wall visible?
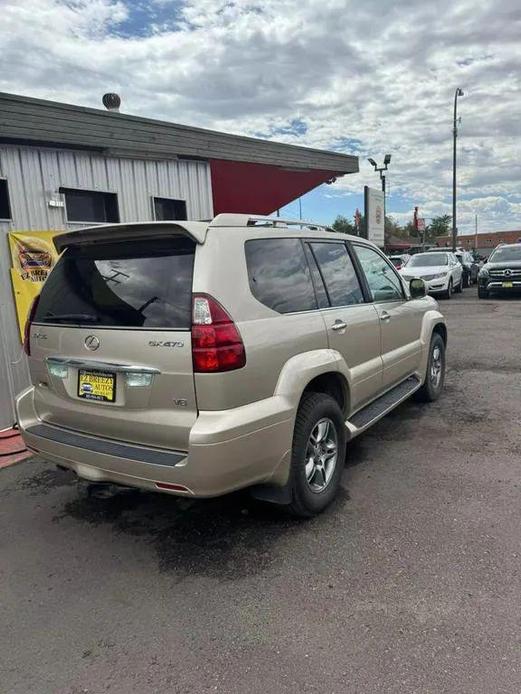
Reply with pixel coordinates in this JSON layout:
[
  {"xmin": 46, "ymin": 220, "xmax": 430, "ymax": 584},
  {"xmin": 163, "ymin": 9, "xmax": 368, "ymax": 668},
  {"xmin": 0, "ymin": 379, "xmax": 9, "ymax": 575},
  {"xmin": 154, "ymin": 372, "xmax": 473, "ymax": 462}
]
[{"xmin": 0, "ymin": 144, "xmax": 213, "ymax": 429}]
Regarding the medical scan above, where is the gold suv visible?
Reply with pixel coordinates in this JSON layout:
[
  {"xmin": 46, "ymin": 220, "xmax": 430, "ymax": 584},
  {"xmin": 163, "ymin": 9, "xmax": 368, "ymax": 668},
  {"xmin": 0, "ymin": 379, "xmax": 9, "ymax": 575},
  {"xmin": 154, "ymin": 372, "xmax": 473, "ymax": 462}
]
[{"xmin": 17, "ymin": 214, "xmax": 447, "ymax": 516}]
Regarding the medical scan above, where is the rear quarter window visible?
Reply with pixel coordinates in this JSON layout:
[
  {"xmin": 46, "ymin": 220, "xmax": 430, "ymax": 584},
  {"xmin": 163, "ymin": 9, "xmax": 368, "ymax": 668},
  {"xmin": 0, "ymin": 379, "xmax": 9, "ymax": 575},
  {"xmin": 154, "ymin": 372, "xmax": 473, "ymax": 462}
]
[{"xmin": 245, "ymin": 238, "xmax": 317, "ymax": 313}]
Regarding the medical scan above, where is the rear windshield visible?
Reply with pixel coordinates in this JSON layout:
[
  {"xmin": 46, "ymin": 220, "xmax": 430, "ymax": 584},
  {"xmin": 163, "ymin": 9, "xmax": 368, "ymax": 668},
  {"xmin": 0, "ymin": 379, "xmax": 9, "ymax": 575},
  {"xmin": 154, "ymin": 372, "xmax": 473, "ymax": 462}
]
[{"xmin": 34, "ymin": 238, "xmax": 195, "ymax": 329}]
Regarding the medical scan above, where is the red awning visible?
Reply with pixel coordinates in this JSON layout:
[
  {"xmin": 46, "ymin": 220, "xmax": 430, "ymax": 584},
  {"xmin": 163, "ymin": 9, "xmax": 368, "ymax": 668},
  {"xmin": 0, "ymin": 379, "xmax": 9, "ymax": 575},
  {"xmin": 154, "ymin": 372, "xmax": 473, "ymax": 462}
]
[{"xmin": 210, "ymin": 159, "xmax": 338, "ymax": 215}]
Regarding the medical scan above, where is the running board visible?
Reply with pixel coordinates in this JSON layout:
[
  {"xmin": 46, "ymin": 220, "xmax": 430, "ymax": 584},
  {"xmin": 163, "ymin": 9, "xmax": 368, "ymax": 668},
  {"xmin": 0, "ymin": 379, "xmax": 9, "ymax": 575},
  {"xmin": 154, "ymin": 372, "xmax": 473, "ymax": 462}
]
[{"xmin": 346, "ymin": 375, "xmax": 421, "ymax": 438}]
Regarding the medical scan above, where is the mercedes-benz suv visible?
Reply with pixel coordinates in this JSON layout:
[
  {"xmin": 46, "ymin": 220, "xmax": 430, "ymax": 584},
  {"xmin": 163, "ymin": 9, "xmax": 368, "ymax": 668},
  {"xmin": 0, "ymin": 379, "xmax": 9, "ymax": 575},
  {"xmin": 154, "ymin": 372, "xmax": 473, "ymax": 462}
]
[
  {"xmin": 17, "ymin": 215, "xmax": 447, "ymax": 517},
  {"xmin": 478, "ymin": 243, "xmax": 521, "ymax": 298}
]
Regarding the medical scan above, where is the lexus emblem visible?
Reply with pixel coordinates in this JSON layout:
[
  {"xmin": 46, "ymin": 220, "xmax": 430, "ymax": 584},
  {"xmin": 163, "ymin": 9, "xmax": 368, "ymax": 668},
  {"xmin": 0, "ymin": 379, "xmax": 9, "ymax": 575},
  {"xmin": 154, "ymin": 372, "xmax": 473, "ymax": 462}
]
[{"xmin": 84, "ymin": 335, "xmax": 100, "ymax": 351}]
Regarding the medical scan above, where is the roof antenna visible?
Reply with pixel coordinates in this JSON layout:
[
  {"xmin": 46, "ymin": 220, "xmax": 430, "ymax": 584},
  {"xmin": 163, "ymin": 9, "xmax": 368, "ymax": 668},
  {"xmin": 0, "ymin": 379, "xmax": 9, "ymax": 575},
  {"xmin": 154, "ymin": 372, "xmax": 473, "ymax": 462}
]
[{"xmin": 102, "ymin": 93, "xmax": 121, "ymax": 112}]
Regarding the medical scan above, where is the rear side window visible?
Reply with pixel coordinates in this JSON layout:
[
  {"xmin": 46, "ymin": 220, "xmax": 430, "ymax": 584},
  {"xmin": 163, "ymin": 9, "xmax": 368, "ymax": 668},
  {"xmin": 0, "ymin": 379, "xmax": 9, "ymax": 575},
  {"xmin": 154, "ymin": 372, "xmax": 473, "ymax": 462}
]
[
  {"xmin": 245, "ymin": 238, "xmax": 317, "ymax": 313},
  {"xmin": 34, "ymin": 239, "xmax": 195, "ymax": 329},
  {"xmin": 309, "ymin": 242, "xmax": 364, "ymax": 307}
]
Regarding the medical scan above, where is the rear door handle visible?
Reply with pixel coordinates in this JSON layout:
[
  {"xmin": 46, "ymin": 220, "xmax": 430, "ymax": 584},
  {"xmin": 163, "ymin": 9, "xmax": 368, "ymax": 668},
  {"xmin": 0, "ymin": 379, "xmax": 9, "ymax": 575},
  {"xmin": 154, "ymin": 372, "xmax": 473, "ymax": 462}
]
[
  {"xmin": 331, "ymin": 320, "xmax": 347, "ymax": 331},
  {"xmin": 380, "ymin": 311, "xmax": 391, "ymax": 322}
]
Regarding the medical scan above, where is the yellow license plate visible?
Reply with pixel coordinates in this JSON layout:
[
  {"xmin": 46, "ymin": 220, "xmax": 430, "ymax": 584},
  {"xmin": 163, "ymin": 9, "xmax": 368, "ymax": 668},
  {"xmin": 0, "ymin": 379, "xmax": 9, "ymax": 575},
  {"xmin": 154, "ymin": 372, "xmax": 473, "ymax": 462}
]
[
  {"xmin": 502, "ymin": 281, "xmax": 513, "ymax": 288},
  {"xmin": 78, "ymin": 370, "xmax": 116, "ymax": 402}
]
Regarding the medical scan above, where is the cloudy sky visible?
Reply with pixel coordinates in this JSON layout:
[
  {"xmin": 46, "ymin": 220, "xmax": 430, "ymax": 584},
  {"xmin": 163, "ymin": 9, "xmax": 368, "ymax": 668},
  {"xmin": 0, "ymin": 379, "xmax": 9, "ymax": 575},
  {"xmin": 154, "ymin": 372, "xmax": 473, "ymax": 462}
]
[{"xmin": 2, "ymin": 0, "xmax": 520, "ymax": 233}]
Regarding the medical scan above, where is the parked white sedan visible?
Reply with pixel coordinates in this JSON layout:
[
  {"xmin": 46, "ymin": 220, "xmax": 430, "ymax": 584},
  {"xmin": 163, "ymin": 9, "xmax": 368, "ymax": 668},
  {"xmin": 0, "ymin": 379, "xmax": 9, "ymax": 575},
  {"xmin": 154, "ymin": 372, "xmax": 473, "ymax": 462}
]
[{"xmin": 399, "ymin": 251, "xmax": 463, "ymax": 299}]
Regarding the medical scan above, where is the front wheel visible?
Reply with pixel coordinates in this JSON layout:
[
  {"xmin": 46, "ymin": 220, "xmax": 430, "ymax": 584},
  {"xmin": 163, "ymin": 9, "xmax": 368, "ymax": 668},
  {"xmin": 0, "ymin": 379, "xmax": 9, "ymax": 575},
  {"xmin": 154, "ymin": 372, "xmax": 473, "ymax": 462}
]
[
  {"xmin": 442, "ymin": 279, "xmax": 452, "ymax": 300},
  {"xmin": 287, "ymin": 393, "xmax": 346, "ymax": 518},
  {"xmin": 478, "ymin": 285, "xmax": 489, "ymax": 299},
  {"xmin": 414, "ymin": 333, "xmax": 446, "ymax": 403}
]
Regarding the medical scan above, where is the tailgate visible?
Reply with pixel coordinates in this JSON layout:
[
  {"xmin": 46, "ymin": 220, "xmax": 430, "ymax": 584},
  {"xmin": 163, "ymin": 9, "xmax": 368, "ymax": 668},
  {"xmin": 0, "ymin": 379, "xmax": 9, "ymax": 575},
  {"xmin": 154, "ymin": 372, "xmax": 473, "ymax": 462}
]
[{"xmin": 29, "ymin": 236, "xmax": 197, "ymax": 450}]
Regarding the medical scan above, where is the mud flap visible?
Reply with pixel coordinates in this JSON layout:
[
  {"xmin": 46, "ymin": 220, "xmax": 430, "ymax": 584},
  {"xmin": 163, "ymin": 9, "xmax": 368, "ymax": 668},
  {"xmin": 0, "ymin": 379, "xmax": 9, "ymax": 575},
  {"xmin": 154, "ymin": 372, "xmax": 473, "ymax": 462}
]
[{"xmin": 249, "ymin": 481, "xmax": 293, "ymax": 505}]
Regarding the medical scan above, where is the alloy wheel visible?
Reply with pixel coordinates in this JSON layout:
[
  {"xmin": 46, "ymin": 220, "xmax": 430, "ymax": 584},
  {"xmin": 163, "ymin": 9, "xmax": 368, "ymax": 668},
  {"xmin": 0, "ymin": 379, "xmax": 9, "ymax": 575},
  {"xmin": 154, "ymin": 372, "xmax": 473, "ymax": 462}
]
[
  {"xmin": 430, "ymin": 345, "xmax": 443, "ymax": 389},
  {"xmin": 305, "ymin": 418, "xmax": 338, "ymax": 493}
]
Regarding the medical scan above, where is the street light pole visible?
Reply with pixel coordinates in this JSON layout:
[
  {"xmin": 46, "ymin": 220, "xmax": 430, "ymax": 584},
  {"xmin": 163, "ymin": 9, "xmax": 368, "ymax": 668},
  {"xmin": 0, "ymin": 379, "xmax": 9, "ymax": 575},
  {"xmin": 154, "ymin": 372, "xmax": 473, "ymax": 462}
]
[
  {"xmin": 452, "ymin": 87, "xmax": 464, "ymax": 251},
  {"xmin": 368, "ymin": 154, "xmax": 391, "ymax": 235}
]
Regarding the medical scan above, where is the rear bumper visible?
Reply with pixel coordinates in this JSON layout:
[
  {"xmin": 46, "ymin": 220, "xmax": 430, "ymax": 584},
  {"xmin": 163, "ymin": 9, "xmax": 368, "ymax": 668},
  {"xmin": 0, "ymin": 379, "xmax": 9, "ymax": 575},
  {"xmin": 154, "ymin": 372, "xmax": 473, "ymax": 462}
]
[{"xmin": 16, "ymin": 387, "xmax": 294, "ymax": 497}]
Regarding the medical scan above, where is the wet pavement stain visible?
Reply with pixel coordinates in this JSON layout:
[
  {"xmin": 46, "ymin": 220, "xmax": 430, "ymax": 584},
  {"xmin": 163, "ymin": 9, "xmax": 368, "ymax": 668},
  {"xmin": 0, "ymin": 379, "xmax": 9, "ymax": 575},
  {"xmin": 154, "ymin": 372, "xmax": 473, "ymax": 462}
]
[{"xmin": 54, "ymin": 486, "xmax": 309, "ymax": 581}]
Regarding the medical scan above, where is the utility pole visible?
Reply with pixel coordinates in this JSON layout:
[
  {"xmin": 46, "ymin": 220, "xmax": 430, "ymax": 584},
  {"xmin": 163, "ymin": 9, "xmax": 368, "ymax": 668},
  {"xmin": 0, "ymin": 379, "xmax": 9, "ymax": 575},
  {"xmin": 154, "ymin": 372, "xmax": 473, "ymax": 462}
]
[
  {"xmin": 452, "ymin": 87, "xmax": 464, "ymax": 251},
  {"xmin": 474, "ymin": 213, "xmax": 478, "ymax": 252}
]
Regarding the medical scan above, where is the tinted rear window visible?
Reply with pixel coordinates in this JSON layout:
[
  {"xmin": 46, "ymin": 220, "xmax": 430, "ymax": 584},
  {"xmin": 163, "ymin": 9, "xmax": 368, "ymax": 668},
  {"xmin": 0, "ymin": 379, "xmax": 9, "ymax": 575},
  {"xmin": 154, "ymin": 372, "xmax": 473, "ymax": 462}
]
[
  {"xmin": 34, "ymin": 239, "xmax": 195, "ymax": 329},
  {"xmin": 245, "ymin": 238, "xmax": 317, "ymax": 313},
  {"xmin": 309, "ymin": 242, "xmax": 364, "ymax": 307}
]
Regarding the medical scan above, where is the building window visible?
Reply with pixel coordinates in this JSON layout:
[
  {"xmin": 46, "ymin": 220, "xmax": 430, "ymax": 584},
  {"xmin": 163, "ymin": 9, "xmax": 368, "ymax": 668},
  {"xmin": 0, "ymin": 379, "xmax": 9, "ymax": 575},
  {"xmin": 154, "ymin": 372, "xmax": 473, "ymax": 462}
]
[
  {"xmin": 0, "ymin": 179, "xmax": 11, "ymax": 220},
  {"xmin": 60, "ymin": 188, "xmax": 119, "ymax": 224},
  {"xmin": 153, "ymin": 197, "xmax": 187, "ymax": 221}
]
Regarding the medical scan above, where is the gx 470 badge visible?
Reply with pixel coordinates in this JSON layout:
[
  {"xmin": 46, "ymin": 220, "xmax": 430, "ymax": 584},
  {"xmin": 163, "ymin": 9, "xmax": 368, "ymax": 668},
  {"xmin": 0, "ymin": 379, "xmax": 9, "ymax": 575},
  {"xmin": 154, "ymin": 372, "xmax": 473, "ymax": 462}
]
[{"xmin": 148, "ymin": 340, "xmax": 184, "ymax": 348}]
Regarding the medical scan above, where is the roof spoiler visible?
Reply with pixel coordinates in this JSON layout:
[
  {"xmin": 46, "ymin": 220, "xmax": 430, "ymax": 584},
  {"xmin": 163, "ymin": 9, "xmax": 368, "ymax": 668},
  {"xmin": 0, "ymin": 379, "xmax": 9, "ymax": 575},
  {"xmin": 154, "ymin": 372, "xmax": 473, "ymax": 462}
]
[{"xmin": 53, "ymin": 221, "xmax": 209, "ymax": 253}]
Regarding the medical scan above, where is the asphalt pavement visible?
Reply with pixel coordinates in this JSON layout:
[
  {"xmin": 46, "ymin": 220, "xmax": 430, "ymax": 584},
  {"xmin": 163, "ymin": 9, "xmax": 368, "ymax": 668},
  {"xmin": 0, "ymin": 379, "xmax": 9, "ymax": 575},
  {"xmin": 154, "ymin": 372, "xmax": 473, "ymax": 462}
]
[{"xmin": 1, "ymin": 287, "xmax": 520, "ymax": 694}]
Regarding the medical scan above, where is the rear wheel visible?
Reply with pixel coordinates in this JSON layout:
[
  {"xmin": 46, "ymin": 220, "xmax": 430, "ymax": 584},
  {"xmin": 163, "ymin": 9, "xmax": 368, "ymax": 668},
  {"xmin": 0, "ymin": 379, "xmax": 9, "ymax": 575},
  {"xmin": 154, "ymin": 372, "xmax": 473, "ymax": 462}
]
[
  {"xmin": 287, "ymin": 393, "xmax": 346, "ymax": 518},
  {"xmin": 414, "ymin": 333, "xmax": 446, "ymax": 402},
  {"xmin": 455, "ymin": 276, "xmax": 463, "ymax": 293},
  {"xmin": 478, "ymin": 285, "xmax": 489, "ymax": 299}
]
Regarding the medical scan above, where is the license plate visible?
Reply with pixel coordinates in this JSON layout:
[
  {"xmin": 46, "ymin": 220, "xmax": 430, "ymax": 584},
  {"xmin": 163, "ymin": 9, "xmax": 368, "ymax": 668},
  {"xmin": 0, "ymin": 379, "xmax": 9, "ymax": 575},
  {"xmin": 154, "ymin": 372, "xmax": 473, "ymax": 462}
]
[
  {"xmin": 502, "ymin": 281, "xmax": 513, "ymax": 288},
  {"xmin": 78, "ymin": 369, "xmax": 116, "ymax": 402}
]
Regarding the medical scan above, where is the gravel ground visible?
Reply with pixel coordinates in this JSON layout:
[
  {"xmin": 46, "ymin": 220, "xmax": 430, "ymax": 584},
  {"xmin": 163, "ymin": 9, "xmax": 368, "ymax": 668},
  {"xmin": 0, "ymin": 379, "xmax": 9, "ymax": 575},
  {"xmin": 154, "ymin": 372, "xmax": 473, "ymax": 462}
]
[{"xmin": 1, "ymin": 287, "xmax": 520, "ymax": 694}]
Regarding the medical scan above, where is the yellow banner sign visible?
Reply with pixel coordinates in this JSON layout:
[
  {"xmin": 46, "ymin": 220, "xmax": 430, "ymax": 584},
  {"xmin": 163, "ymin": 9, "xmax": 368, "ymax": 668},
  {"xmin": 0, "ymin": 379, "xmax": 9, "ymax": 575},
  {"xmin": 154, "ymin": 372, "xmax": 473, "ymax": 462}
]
[{"xmin": 8, "ymin": 231, "xmax": 59, "ymax": 341}]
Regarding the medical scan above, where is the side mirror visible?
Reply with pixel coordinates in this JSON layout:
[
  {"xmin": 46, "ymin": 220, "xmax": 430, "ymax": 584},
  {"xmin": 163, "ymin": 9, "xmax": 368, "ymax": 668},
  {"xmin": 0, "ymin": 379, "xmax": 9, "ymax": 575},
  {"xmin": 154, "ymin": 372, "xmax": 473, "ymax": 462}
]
[{"xmin": 410, "ymin": 278, "xmax": 426, "ymax": 299}]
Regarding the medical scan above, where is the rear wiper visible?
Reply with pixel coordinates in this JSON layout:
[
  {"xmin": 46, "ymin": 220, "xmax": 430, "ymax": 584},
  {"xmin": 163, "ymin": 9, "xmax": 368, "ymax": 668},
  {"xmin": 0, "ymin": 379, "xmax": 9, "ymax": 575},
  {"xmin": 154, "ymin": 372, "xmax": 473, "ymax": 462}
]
[{"xmin": 44, "ymin": 312, "xmax": 100, "ymax": 323}]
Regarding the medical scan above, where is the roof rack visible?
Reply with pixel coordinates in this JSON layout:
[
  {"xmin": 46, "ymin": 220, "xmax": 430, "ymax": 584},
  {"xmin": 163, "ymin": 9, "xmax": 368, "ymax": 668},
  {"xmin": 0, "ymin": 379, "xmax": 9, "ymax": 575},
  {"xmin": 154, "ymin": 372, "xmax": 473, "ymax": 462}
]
[{"xmin": 209, "ymin": 213, "xmax": 333, "ymax": 232}]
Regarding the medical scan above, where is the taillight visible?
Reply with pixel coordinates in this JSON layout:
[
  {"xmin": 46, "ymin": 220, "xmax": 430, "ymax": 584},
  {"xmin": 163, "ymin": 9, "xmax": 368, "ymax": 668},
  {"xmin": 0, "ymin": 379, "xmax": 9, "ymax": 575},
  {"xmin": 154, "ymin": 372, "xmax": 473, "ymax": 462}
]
[
  {"xmin": 191, "ymin": 294, "xmax": 246, "ymax": 372},
  {"xmin": 23, "ymin": 295, "xmax": 41, "ymax": 356}
]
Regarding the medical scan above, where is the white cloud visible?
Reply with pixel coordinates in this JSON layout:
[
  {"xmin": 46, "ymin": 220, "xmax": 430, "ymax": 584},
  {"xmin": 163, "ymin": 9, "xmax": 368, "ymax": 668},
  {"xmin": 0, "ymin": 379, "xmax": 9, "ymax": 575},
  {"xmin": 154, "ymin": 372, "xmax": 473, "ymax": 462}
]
[{"xmin": 1, "ymin": 0, "xmax": 520, "ymax": 232}]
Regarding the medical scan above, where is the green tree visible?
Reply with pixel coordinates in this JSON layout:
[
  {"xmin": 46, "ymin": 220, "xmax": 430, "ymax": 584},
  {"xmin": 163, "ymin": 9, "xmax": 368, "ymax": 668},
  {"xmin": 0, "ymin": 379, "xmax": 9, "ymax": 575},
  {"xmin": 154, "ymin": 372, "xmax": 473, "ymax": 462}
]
[
  {"xmin": 402, "ymin": 221, "xmax": 419, "ymax": 238},
  {"xmin": 427, "ymin": 214, "xmax": 452, "ymax": 238},
  {"xmin": 385, "ymin": 215, "xmax": 405, "ymax": 239},
  {"xmin": 332, "ymin": 215, "xmax": 355, "ymax": 235}
]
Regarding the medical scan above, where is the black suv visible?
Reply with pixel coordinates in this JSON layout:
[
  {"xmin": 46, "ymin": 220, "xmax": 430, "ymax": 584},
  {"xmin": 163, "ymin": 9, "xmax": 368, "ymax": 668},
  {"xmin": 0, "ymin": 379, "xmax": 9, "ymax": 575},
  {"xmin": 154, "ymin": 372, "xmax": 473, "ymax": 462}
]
[
  {"xmin": 478, "ymin": 243, "xmax": 521, "ymax": 298},
  {"xmin": 455, "ymin": 250, "xmax": 479, "ymax": 288}
]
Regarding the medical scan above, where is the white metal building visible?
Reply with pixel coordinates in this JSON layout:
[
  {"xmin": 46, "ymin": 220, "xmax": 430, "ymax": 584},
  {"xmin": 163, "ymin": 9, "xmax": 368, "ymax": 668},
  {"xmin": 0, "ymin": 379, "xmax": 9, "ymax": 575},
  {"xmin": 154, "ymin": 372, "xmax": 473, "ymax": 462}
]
[{"xmin": 0, "ymin": 91, "xmax": 358, "ymax": 428}]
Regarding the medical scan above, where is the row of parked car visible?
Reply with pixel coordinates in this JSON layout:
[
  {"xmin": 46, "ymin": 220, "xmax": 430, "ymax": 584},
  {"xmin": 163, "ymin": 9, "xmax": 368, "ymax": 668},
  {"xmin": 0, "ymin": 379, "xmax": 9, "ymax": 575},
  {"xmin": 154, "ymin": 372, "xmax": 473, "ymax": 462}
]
[
  {"xmin": 388, "ymin": 249, "xmax": 479, "ymax": 299},
  {"xmin": 390, "ymin": 242, "xmax": 521, "ymax": 300}
]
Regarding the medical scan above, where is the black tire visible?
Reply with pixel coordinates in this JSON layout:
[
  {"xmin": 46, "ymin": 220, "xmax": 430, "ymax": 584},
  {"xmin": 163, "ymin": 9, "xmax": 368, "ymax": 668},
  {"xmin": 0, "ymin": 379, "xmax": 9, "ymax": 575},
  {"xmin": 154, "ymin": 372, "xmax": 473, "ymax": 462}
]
[
  {"xmin": 414, "ymin": 333, "xmax": 446, "ymax": 403},
  {"xmin": 442, "ymin": 279, "xmax": 452, "ymax": 300},
  {"xmin": 286, "ymin": 393, "xmax": 346, "ymax": 518},
  {"xmin": 478, "ymin": 285, "xmax": 489, "ymax": 299},
  {"xmin": 455, "ymin": 276, "xmax": 463, "ymax": 293}
]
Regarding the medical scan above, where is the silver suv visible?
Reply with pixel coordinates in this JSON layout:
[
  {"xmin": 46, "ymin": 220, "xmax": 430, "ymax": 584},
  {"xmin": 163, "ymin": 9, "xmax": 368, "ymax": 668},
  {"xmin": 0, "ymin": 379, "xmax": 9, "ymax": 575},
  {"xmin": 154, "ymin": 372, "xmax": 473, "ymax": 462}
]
[{"xmin": 17, "ymin": 214, "xmax": 447, "ymax": 517}]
